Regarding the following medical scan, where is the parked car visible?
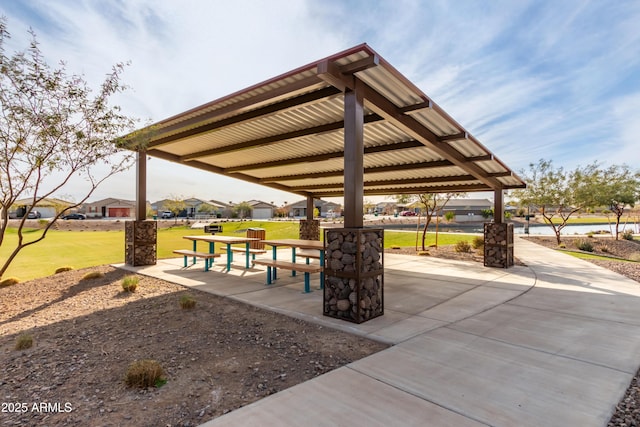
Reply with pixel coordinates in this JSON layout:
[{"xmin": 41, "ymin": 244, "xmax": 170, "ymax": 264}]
[
  {"xmin": 62, "ymin": 213, "xmax": 86, "ymax": 220},
  {"xmin": 399, "ymin": 210, "xmax": 417, "ymax": 216},
  {"xmin": 27, "ymin": 210, "xmax": 41, "ymax": 219},
  {"xmin": 160, "ymin": 211, "xmax": 174, "ymax": 219}
]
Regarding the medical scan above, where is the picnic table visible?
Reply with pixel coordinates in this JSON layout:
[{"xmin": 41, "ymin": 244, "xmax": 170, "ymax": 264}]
[
  {"xmin": 181, "ymin": 235, "xmax": 259, "ymax": 271},
  {"xmin": 256, "ymin": 239, "xmax": 325, "ymax": 292}
]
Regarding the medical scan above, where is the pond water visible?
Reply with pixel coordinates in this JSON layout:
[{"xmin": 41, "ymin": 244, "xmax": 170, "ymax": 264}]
[{"xmin": 515, "ymin": 223, "xmax": 639, "ymax": 236}]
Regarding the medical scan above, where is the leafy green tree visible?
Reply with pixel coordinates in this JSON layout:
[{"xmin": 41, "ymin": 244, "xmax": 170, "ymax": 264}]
[
  {"xmin": 592, "ymin": 165, "xmax": 640, "ymax": 240},
  {"xmin": 163, "ymin": 196, "xmax": 187, "ymax": 224},
  {"xmin": 0, "ymin": 19, "xmax": 138, "ymax": 280},
  {"xmin": 233, "ymin": 201, "xmax": 253, "ymax": 219},
  {"xmin": 513, "ymin": 159, "xmax": 600, "ymax": 244}
]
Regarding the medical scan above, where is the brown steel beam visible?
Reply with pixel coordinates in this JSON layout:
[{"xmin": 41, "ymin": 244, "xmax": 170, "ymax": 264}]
[
  {"xmin": 135, "ymin": 151, "xmax": 147, "ymax": 221},
  {"xmin": 399, "ymin": 100, "xmax": 432, "ymax": 113},
  {"xmin": 260, "ymin": 159, "xmax": 455, "ymax": 183},
  {"xmin": 316, "ymin": 65, "xmax": 504, "ymax": 190},
  {"xmin": 313, "ymin": 183, "xmax": 491, "ymax": 197},
  {"xmin": 180, "ymin": 114, "xmax": 383, "ymax": 161},
  {"xmin": 494, "ymin": 189, "xmax": 504, "ymax": 224},
  {"xmin": 289, "ymin": 175, "xmax": 480, "ymax": 191},
  {"xmin": 147, "ymin": 87, "xmax": 341, "ymax": 149},
  {"xmin": 155, "ymin": 75, "xmax": 326, "ymax": 136},
  {"xmin": 224, "ymin": 140, "xmax": 424, "ymax": 173},
  {"xmin": 146, "ymin": 150, "xmax": 303, "ymax": 196},
  {"xmin": 438, "ymin": 132, "xmax": 468, "ymax": 142},
  {"xmin": 343, "ymin": 88, "xmax": 364, "ymax": 228}
]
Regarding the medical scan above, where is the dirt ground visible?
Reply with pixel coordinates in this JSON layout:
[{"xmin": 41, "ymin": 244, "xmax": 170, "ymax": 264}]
[
  {"xmin": 2, "ymin": 222, "xmax": 639, "ymax": 426},
  {"xmin": 0, "ymin": 266, "xmax": 388, "ymax": 427}
]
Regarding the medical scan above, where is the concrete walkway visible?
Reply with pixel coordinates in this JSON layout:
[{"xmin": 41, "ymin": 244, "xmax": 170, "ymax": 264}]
[{"xmin": 120, "ymin": 237, "xmax": 640, "ymax": 427}]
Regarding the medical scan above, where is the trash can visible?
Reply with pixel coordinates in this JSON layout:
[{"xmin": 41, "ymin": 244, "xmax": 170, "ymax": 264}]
[{"xmin": 246, "ymin": 228, "xmax": 266, "ymax": 249}]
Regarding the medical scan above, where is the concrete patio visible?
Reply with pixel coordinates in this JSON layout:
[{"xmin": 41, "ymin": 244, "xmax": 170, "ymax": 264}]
[{"xmin": 119, "ymin": 236, "xmax": 640, "ymax": 426}]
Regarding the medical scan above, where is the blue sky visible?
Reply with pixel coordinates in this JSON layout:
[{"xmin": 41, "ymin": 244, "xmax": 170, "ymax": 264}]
[{"xmin": 2, "ymin": 0, "xmax": 639, "ymax": 205}]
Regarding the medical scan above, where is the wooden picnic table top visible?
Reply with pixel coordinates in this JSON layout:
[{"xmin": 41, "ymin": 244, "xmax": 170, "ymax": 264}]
[
  {"xmin": 183, "ymin": 235, "xmax": 259, "ymax": 244},
  {"xmin": 260, "ymin": 239, "xmax": 324, "ymax": 250}
]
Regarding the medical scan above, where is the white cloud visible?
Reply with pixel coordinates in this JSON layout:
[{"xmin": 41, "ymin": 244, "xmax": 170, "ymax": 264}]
[{"xmin": 2, "ymin": 0, "xmax": 640, "ymax": 204}]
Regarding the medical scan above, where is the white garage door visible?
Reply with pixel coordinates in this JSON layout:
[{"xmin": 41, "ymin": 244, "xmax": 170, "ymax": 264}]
[{"xmin": 252, "ymin": 208, "xmax": 271, "ymax": 219}]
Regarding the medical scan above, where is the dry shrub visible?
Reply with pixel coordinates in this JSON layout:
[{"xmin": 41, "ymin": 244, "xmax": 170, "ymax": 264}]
[
  {"xmin": 0, "ymin": 277, "xmax": 19, "ymax": 287},
  {"xmin": 55, "ymin": 266, "xmax": 73, "ymax": 274},
  {"xmin": 15, "ymin": 334, "xmax": 33, "ymax": 350},
  {"xmin": 121, "ymin": 275, "xmax": 139, "ymax": 292},
  {"xmin": 454, "ymin": 240, "xmax": 472, "ymax": 253},
  {"xmin": 417, "ymin": 250, "xmax": 430, "ymax": 256},
  {"xmin": 81, "ymin": 271, "xmax": 105, "ymax": 281},
  {"xmin": 471, "ymin": 236, "xmax": 484, "ymax": 250},
  {"xmin": 630, "ymin": 253, "xmax": 640, "ymax": 262},
  {"xmin": 576, "ymin": 240, "xmax": 594, "ymax": 252},
  {"xmin": 125, "ymin": 359, "xmax": 165, "ymax": 388},
  {"xmin": 179, "ymin": 294, "xmax": 196, "ymax": 309}
]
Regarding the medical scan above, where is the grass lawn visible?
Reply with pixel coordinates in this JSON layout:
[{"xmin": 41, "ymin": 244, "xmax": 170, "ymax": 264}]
[{"xmin": 1, "ymin": 221, "xmax": 476, "ymax": 282}]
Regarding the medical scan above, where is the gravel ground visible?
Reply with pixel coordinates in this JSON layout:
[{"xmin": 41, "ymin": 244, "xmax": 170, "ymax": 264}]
[{"xmin": 0, "ymin": 266, "xmax": 387, "ymax": 426}]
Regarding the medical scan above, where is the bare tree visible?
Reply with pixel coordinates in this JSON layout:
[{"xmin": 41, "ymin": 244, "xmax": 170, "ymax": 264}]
[
  {"xmin": 396, "ymin": 193, "xmax": 465, "ymax": 250},
  {"xmin": 0, "ymin": 19, "xmax": 139, "ymax": 279}
]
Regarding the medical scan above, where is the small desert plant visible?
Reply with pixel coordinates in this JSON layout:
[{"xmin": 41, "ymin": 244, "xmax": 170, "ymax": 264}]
[
  {"xmin": 125, "ymin": 359, "xmax": 166, "ymax": 388},
  {"xmin": 599, "ymin": 245, "xmax": 609, "ymax": 253},
  {"xmin": 586, "ymin": 232, "xmax": 595, "ymax": 238},
  {"xmin": 558, "ymin": 243, "xmax": 566, "ymax": 249},
  {"xmin": 15, "ymin": 334, "xmax": 34, "ymax": 350},
  {"xmin": 0, "ymin": 277, "xmax": 20, "ymax": 287},
  {"xmin": 81, "ymin": 271, "xmax": 105, "ymax": 281},
  {"xmin": 630, "ymin": 253, "xmax": 640, "ymax": 262},
  {"xmin": 622, "ymin": 229, "xmax": 634, "ymax": 241},
  {"xmin": 121, "ymin": 275, "xmax": 139, "ymax": 292},
  {"xmin": 55, "ymin": 266, "xmax": 73, "ymax": 274},
  {"xmin": 390, "ymin": 245, "xmax": 401, "ymax": 250},
  {"xmin": 471, "ymin": 236, "xmax": 484, "ymax": 250},
  {"xmin": 179, "ymin": 294, "xmax": 197, "ymax": 309},
  {"xmin": 454, "ymin": 240, "xmax": 472, "ymax": 253},
  {"xmin": 417, "ymin": 250, "xmax": 430, "ymax": 256},
  {"xmin": 576, "ymin": 240, "xmax": 594, "ymax": 252}
]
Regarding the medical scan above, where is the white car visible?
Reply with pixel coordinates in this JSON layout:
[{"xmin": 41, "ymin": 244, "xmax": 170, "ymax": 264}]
[{"xmin": 160, "ymin": 211, "xmax": 174, "ymax": 219}]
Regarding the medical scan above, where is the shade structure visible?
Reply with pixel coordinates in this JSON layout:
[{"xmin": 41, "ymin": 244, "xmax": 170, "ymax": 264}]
[{"xmin": 124, "ymin": 43, "xmax": 525, "ymax": 209}]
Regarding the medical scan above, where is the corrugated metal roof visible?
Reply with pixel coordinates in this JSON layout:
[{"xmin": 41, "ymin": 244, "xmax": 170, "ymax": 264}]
[{"xmin": 126, "ymin": 44, "xmax": 525, "ymax": 199}]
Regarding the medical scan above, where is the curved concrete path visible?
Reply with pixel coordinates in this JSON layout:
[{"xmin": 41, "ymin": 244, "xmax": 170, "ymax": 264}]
[{"xmin": 121, "ymin": 237, "xmax": 640, "ymax": 426}]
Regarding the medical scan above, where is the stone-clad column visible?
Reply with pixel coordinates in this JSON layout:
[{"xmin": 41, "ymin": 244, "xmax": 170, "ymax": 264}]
[
  {"xmin": 484, "ymin": 223, "xmax": 514, "ymax": 268},
  {"xmin": 125, "ymin": 220, "xmax": 157, "ymax": 266},
  {"xmin": 299, "ymin": 219, "xmax": 320, "ymax": 240},
  {"xmin": 323, "ymin": 228, "xmax": 384, "ymax": 323}
]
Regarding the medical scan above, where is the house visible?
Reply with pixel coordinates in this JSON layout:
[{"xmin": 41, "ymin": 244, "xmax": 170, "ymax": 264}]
[
  {"xmin": 246, "ymin": 200, "xmax": 277, "ymax": 219},
  {"xmin": 286, "ymin": 200, "xmax": 342, "ymax": 218},
  {"xmin": 442, "ymin": 198, "xmax": 493, "ymax": 222},
  {"xmin": 151, "ymin": 198, "xmax": 230, "ymax": 218},
  {"xmin": 83, "ymin": 198, "xmax": 137, "ymax": 218},
  {"xmin": 375, "ymin": 202, "xmax": 397, "ymax": 215},
  {"xmin": 8, "ymin": 198, "xmax": 74, "ymax": 219}
]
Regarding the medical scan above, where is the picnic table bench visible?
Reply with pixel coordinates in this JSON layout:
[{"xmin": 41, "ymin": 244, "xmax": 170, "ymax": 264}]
[
  {"xmin": 221, "ymin": 246, "xmax": 268, "ymax": 266},
  {"xmin": 173, "ymin": 249, "xmax": 221, "ymax": 271},
  {"xmin": 253, "ymin": 259, "xmax": 323, "ymax": 293}
]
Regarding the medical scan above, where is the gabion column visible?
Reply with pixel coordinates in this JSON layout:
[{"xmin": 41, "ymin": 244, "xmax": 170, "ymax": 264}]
[
  {"xmin": 324, "ymin": 228, "xmax": 384, "ymax": 323},
  {"xmin": 484, "ymin": 223, "xmax": 514, "ymax": 268},
  {"xmin": 125, "ymin": 220, "xmax": 157, "ymax": 266},
  {"xmin": 299, "ymin": 219, "xmax": 320, "ymax": 240}
]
